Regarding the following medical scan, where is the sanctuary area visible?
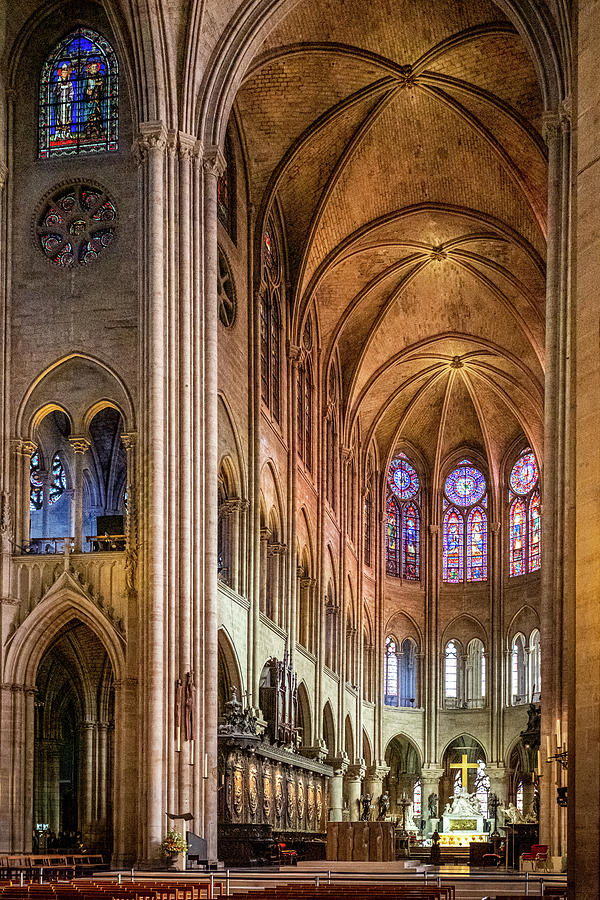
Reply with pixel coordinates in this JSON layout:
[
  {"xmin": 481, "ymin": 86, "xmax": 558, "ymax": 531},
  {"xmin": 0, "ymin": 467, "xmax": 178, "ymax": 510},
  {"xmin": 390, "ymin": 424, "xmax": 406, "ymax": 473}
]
[{"xmin": 0, "ymin": 0, "xmax": 595, "ymax": 896}]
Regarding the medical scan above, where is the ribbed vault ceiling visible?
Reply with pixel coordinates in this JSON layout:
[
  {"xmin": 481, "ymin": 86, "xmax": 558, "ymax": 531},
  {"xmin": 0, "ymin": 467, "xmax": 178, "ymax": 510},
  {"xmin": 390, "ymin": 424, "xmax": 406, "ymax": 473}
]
[{"xmin": 235, "ymin": 0, "xmax": 546, "ymax": 483}]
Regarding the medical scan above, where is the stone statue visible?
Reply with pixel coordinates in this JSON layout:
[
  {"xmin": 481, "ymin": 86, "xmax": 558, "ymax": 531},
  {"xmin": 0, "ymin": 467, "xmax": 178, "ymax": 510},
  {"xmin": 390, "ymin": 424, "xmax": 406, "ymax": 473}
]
[
  {"xmin": 360, "ymin": 792, "xmax": 372, "ymax": 821},
  {"xmin": 447, "ymin": 786, "xmax": 481, "ymax": 817},
  {"xmin": 427, "ymin": 792, "xmax": 438, "ymax": 818},
  {"xmin": 184, "ymin": 670, "xmax": 196, "ymax": 742},
  {"xmin": 501, "ymin": 802, "xmax": 525, "ymax": 824},
  {"xmin": 377, "ymin": 791, "xmax": 390, "ymax": 820}
]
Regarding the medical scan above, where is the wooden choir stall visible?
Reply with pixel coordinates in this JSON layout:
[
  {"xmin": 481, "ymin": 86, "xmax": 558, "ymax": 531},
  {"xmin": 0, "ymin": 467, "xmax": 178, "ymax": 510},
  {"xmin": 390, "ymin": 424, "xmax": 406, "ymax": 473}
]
[{"xmin": 218, "ymin": 656, "xmax": 332, "ymax": 866}]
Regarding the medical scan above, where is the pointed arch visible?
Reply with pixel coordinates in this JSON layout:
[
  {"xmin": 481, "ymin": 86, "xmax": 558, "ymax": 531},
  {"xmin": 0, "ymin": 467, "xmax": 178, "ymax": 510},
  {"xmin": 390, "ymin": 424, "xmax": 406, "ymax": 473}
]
[
  {"xmin": 443, "ymin": 506, "xmax": 463, "ymax": 583},
  {"xmin": 344, "ymin": 715, "xmax": 355, "ymax": 764},
  {"xmin": 218, "ymin": 627, "xmax": 244, "ymax": 716},
  {"xmin": 322, "ymin": 701, "xmax": 336, "ymax": 759},
  {"xmin": 509, "ymin": 496, "xmax": 527, "ymax": 575},
  {"xmin": 5, "ymin": 587, "xmax": 126, "ymax": 689},
  {"xmin": 297, "ymin": 681, "xmax": 312, "ymax": 748}
]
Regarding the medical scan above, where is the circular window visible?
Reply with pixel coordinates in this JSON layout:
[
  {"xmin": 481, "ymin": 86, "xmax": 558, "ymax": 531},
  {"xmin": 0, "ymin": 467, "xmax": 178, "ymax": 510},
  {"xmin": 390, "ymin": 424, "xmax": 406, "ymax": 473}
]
[
  {"xmin": 445, "ymin": 462, "xmax": 486, "ymax": 506},
  {"xmin": 36, "ymin": 184, "xmax": 116, "ymax": 267},
  {"xmin": 510, "ymin": 451, "xmax": 539, "ymax": 495},
  {"xmin": 388, "ymin": 454, "xmax": 419, "ymax": 500},
  {"xmin": 218, "ymin": 248, "xmax": 237, "ymax": 328}
]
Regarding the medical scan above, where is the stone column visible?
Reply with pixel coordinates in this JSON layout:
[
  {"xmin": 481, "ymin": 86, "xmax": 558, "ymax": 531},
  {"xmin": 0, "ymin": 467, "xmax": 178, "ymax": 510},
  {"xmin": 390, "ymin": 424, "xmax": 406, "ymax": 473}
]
[
  {"xmin": 79, "ymin": 721, "xmax": 96, "ymax": 845},
  {"xmin": 421, "ymin": 767, "xmax": 443, "ymax": 833},
  {"xmin": 364, "ymin": 763, "xmax": 390, "ymax": 812},
  {"xmin": 329, "ymin": 756, "xmax": 349, "ymax": 822},
  {"xmin": 425, "ymin": 525, "xmax": 440, "ymax": 764},
  {"xmin": 487, "ymin": 764, "xmax": 508, "ymax": 808},
  {"xmin": 15, "ymin": 439, "xmax": 35, "ymax": 547},
  {"xmin": 345, "ymin": 762, "xmax": 366, "ymax": 822},
  {"xmin": 69, "ymin": 437, "xmax": 90, "ymax": 552}
]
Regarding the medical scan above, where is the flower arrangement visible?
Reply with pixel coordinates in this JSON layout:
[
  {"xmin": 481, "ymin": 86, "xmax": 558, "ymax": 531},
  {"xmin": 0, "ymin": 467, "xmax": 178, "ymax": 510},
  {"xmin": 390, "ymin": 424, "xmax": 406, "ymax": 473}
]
[{"xmin": 159, "ymin": 830, "xmax": 188, "ymax": 857}]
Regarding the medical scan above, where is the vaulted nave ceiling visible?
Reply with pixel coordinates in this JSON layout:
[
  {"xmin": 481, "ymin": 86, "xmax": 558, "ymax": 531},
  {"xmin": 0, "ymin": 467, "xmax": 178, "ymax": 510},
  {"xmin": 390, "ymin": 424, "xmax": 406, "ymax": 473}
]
[{"xmin": 235, "ymin": 0, "xmax": 546, "ymax": 483}]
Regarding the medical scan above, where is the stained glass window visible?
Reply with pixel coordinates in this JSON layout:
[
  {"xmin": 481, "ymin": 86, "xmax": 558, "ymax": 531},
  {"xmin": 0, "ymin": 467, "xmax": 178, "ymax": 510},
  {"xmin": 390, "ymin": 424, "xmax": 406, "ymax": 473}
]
[
  {"xmin": 217, "ymin": 131, "xmax": 236, "ymax": 238},
  {"xmin": 509, "ymin": 449, "xmax": 541, "ymax": 577},
  {"xmin": 516, "ymin": 781, "xmax": 524, "ymax": 814},
  {"xmin": 443, "ymin": 461, "xmax": 487, "ymax": 583},
  {"xmin": 443, "ymin": 507, "xmax": 464, "ymax": 583},
  {"xmin": 510, "ymin": 451, "xmax": 539, "ymax": 495},
  {"xmin": 37, "ymin": 185, "xmax": 116, "ymax": 268},
  {"xmin": 467, "ymin": 507, "xmax": 487, "ymax": 581},
  {"xmin": 384, "ymin": 637, "xmax": 398, "ymax": 706},
  {"xmin": 445, "ymin": 641, "xmax": 458, "ymax": 697},
  {"xmin": 260, "ymin": 217, "xmax": 282, "ymax": 423},
  {"xmin": 511, "ymin": 633, "xmax": 527, "ymax": 703},
  {"xmin": 386, "ymin": 452, "xmax": 420, "ymax": 581},
  {"xmin": 30, "ymin": 449, "xmax": 43, "ymax": 511},
  {"xmin": 413, "ymin": 779, "xmax": 422, "ymax": 818},
  {"xmin": 39, "ymin": 28, "xmax": 118, "ymax": 159},
  {"xmin": 403, "ymin": 503, "xmax": 419, "ymax": 580},
  {"xmin": 386, "ymin": 496, "xmax": 400, "ymax": 576},
  {"xmin": 529, "ymin": 491, "xmax": 541, "ymax": 572},
  {"xmin": 389, "ymin": 453, "xmax": 420, "ymax": 500},
  {"xmin": 49, "ymin": 454, "xmax": 66, "ymax": 504},
  {"xmin": 445, "ymin": 463, "xmax": 486, "ymax": 506}
]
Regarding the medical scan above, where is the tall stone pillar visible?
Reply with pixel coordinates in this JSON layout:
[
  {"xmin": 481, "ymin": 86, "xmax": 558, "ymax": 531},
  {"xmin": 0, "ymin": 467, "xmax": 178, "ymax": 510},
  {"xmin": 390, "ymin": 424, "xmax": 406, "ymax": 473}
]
[
  {"xmin": 15, "ymin": 439, "xmax": 35, "ymax": 547},
  {"xmin": 69, "ymin": 437, "xmax": 90, "ymax": 552},
  {"xmin": 364, "ymin": 763, "xmax": 390, "ymax": 811},
  {"xmin": 329, "ymin": 756, "xmax": 349, "ymax": 822},
  {"xmin": 345, "ymin": 762, "xmax": 366, "ymax": 822}
]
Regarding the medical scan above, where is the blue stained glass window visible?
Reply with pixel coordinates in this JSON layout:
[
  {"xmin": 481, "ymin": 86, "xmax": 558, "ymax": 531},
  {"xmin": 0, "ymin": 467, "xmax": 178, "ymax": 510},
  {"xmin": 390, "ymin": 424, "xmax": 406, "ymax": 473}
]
[
  {"xmin": 386, "ymin": 496, "xmax": 400, "ymax": 576},
  {"xmin": 384, "ymin": 636, "xmax": 398, "ymax": 706},
  {"xmin": 49, "ymin": 453, "xmax": 66, "ymax": 504},
  {"xmin": 445, "ymin": 463, "xmax": 486, "ymax": 506},
  {"xmin": 389, "ymin": 453, "xmax": 420, "ymax": 500},
  {"xmin": 30, "ymin": 450, "xmax": 43, "ymax": 511},
  {"xmin": 508, "ymin": 450, "xmax": 541, "ymax": 577},
  {"xmin": 39, "ymin": 28, "xmax": 118, "ymax": 158}
]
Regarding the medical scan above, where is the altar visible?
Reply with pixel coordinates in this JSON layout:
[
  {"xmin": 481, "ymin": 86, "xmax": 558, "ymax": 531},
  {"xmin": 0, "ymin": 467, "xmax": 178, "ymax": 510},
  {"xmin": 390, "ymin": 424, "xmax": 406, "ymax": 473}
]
[{"xmin": 439, "ymin": 756, "xmax": 487, "ymax": 847}]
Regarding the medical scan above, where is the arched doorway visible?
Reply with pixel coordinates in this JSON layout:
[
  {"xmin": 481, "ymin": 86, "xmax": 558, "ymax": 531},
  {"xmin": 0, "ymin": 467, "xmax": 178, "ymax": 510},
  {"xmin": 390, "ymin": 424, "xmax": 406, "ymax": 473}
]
[
  {"xmin": 384, "ymin": 735, "xmax": 422, "ymax": 831},
  {"xmin": 441, "ymin": 735, "xmax": 489, "ymax": 819},
  {"xmin": 33, "ymin": 620, "xmax": 114, "ymax": 854}
]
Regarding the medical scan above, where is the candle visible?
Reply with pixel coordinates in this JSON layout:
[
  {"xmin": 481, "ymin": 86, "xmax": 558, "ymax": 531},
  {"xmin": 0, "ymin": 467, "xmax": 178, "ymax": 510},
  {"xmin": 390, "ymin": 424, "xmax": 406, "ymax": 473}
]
[
  {"xmin": 556, "ymin": 718, "xmax": 561, "ymax": 748},
  {"xmin": 546, "ymin": 734, "xmax": 551, "ymax": 761},
  {"xmin": 176, "ymin": 725, "xmax": 181, "ymax": 753},
  {"xmin": 537, "ymin": 750, "xmax": 541, "ymax": 775},
  {"xmin": 190, "ymin": 739, "xmax": 195, "ymax": 766},
  {"xmin": 203, "ymin": 752, "xmax": 209, "ymax": 779}
]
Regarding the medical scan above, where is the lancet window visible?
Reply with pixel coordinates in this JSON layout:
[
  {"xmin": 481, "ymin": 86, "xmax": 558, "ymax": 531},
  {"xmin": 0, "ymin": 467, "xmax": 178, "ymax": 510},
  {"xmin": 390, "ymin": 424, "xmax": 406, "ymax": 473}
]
[
  {"xmin": 39, "ymin": 28, "xmax": 118, "ymax": 158},
  {"xmin": 508, "ymin": 449, "xmax": 541, "ymax": 576},
  {"xmin": 386, "ymin": 452, "xmax": 421, "ymax": 580},
  {"xmin": 260, "ymin": 219, "xmax": 282, "ymax": 423},
  {"xmin": 217, "ymin": 130, "xmax": 236, "ymax": 238},
  {"xmin": 297, "ymin": 319, "xmax": 314, "ymax": 471},
  {"xmin": 443, "ymin": 460, "xmax": 488, "ymax": 583},
  {"xmin": 363, "ymin": 458, "xmax": 373, "ymax": 567}
]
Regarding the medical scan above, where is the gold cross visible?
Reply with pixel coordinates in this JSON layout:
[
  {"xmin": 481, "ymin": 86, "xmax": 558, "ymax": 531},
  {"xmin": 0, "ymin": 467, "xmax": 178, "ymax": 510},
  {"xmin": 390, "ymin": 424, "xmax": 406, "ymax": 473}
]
[{"xmin": 450, "ymin": 754, "xmax": 479, "ymax": 788}]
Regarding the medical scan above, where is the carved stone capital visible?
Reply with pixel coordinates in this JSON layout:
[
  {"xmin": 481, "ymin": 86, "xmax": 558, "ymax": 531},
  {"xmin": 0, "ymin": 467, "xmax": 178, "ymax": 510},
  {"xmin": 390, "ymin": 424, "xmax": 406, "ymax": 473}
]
[
  {"xmin": 203, "ymin": 146, "xmax": 227, "ymax": 178},
  {"xmin": 541, "ymin": 112, "xmax": 560, "ymax": 144},
  {"xmin": 121, "ymin": 432, "xmax": 136, "ymax": 452},
  {"xmin": 178, "ymin": 131, "xmax": 198, "ymax": 160},
  {"xmin": 17, "ymin": 439, "xmax": 37, "ymax": 456},
  {"xmin": 287, "ymin": 342, "xmax": 303, "ymax": 366},
  {"xmin": 133, "ymin": 122, "xmax": 168, "ymax": 164},
  {"xmin": 346, "ymin": 761, "xmax": 367, "ymax": 781},
  {"xmin": 69, "ymin": 436, "xmax": 91, "ymax": 454}
]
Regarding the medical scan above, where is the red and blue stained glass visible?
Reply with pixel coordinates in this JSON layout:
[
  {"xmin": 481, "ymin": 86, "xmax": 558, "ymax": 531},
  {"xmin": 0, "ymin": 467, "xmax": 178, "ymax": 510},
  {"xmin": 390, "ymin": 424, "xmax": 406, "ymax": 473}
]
[
  {"xmin": 510, "ymin": 451, "xmax": 539, "ymax": 495},
  {"xmin": 39, "ymin": 28, "xmax": 118, "ymax": 159},
  {"xmin": 445, "ymin": 463, "xmax": 486, "ymax": 507},
  {"xmin": 510, "ymin": 498, "xmax": 526, "ymax": 576},
  {"xmin": 529, "ymin": 491, "xmax": 541, "ymax": 572},
  {"xmin": 403, "ymin": 503, "xmax": 419, "ymax": 580},
  {"xmin": 466, "ymin": 506, "xmax": 487, "ymax": 581},
  {"xmin": 49, "ymin": 454, "xmax": 66, "ymax": 504},
  {"xmin": 389, "ymin": 453, "xmax": 420, "ymax": 500},
  {"xmin": 386, "ymin": 496, "xmax": 400, "ymax": 576},
  {"xmin": 443, "ymin": 507, "xmax": 463, "ymax": 583},
  {"xmin": 30, "ymin": 450, "xmax": 43, "ymax": 511}
]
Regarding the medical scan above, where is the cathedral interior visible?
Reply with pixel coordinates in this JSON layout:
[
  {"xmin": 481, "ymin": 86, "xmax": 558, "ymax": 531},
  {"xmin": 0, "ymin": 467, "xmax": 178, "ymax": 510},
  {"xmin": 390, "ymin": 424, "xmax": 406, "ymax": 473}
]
[{"xmin": 0, "ymin": 0, "xmax": 597, "ymax": 895}]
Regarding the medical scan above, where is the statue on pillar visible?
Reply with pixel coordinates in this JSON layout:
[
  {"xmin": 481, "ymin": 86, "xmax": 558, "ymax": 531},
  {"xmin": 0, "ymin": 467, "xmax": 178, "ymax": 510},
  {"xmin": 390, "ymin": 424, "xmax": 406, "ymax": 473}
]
[
  {"xmin": 184, "ymin": 671, "xmax": 196, "ymax": 741},
  {"xmin": 377, "ymin": 791, "xmax": 390, "ymax": 820},
  {"xmin": 427, "ymin": 792, "xmax": 438, "ymax": 819},
  {"xmin": 360, "ymin": 792, "xmax": 372, "ymax": 821}
]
